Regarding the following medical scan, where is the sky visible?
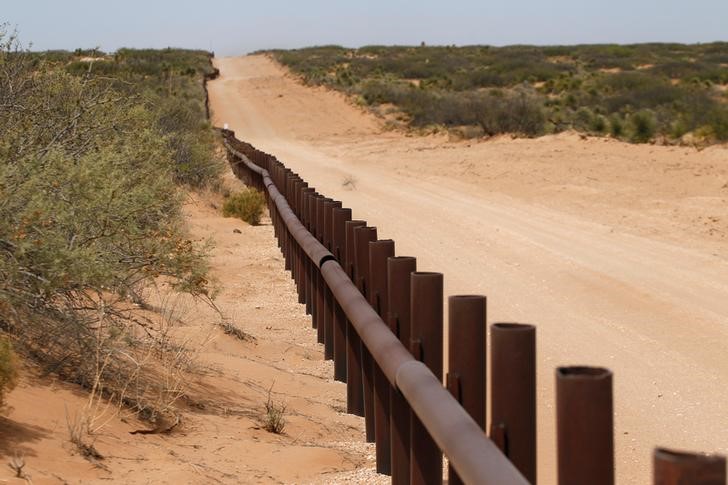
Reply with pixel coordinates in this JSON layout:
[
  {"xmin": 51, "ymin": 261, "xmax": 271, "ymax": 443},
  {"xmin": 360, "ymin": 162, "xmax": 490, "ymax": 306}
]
[{"xmin": 3, "ymin": 0, "xmax": 727, "ymax": 55}]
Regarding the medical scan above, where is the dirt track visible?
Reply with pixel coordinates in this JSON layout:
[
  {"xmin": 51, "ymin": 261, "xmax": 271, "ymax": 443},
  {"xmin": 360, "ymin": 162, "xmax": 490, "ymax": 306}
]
[{"xmin": 209, "ymin": 55, "xmax": 728, "ymax": 484}]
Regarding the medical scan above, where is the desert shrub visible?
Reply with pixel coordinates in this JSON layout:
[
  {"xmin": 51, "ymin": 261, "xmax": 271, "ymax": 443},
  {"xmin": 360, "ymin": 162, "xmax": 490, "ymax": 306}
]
[
  {"xmin": 708, "ymin": 108, "xmax": 728, "ymax": 141},
  {"xmin": 609, "ymin": 114, "xmax": 625, "ymax": 138},
  {"xmin": 223, "ymin": 189, "xmax": 267, "ymax": 225},
  {"xmin": 591, "ymin": 114, "xmax": 608, "ymax": 133},
  {"xmin": 471, "ymin": 92, "xmax": 545, "ymax": 136},
  {"xmin": 628, "ymin": 110, "xmax": 657, "ymax": 142},
  {"xmin": 0, "ymin": 28, "xmax": 213, "ymax": 420},
  {"xmin": 273, "ymin": 43, "xmax": 728, "ymax": 144},
  {"xmin": 574, "ymin": 107, "xmax": 595, "ymax": 131},
  {"xmin": 0, "ymin": 335, "xmax": 18, "ymax": 411}
]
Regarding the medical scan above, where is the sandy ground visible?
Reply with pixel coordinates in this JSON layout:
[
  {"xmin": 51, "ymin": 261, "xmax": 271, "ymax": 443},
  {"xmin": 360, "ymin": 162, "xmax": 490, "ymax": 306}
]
[
  {"xmin": 0, "ymin": 176, "xmax": 387, "ymax": 484},
  {"xmin": 208, "ymin": 54, "xmax": 728, "ymax": 484}
]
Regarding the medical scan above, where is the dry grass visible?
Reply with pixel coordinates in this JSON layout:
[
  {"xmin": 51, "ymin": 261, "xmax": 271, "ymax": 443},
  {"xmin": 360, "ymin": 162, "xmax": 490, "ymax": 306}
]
[{"xmin": 262, "ymin": 383, "xmax": 286, "ymax": 434}]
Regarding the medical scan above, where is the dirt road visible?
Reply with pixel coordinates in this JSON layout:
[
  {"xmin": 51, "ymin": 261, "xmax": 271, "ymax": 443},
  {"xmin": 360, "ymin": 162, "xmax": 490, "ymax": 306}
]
[{"xmin": 209, "ymin": 55, "xmax": 728, "ymax": 484}]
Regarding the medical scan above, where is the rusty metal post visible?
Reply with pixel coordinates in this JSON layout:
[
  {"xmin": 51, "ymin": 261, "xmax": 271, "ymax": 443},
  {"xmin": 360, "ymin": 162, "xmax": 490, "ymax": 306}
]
[
  {"xmin": 388, "ymin": 256, "xmax": 417, "ymax": 485},
  {"xmin": 369, "ymin": 240, "xmax": 395, "ymax": 475},
  {"xmin": 315, "ymin": 196, "xmax": 329, "ymax": 340},
  {"xmin": 293, "ymin": 180, "xmax": 306, "ymax": 304},
  {"xmin": 310, "ymin": 194, "xmax": 323, "ymax": 330},
  {"xmin": 446, "ymin": 295, "xmax": 487, "ymax": 485},
  {"xmin": 282, "ymin": 172, "xmax": 294, "ymax": 271},
  {"xmin": 345, "ymin": 220, "xmax": 366, "ymax": 416},
  {"xmin": 556, "ymin": 366, "xmax": 614, "ymax": 485},
  {"xmin": 332, "ymin": 207, "xmax": 353, "ymax": 382},
  {"xmin": 410, "ymin": 272, "xmax": 444, "ymax": 485},
  {"xmin": 302, "ymin": 189, "xmax": 316, "ymax": 317},
  {"xmin": 490, "ymin": 323, "xmax": 537, "ymax": 484},
  {"xmin": 354, "ymin": 225, "xmax": 378, "ymax": 442},
  {"xmin": 323, "ymin": 200, "xmax": 342, "ymax": 361},
  {"xmin": 654, "ymin": 448, "xmax": 726, "ymax": 485}
]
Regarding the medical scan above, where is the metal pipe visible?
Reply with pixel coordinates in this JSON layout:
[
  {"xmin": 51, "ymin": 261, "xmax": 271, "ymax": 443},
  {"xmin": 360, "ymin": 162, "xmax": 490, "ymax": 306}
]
[
  {"xmin": 323, "ymin": 200, "xmax": 342, "ymax": 361},
  {"xmin": 653, "ymin": 447, "xmax": 726, "ymax": 485},
  {"xmin": 344, "ymin": 220, "xmax": 366, "ymax": 416},
  {"xmin": 410, "ymin": 271, "xmax": 444, "ymax": 485},
  {"xmin": 332, "ymin": 207, "xmax": 352, "ymax": 382},
  {"xmin": 388, "ymin": 256, "xmax": 417, "ymax": 485},
  {"xmin": 447, "ymin": 295, "xmax": 487, "ymax": 485},
  {"xmin": 354, "ymin": 225, "xmax": 378, "ymax": 443},
  {"xmin": 369, "ymin": 239, "xmax": 395, "ymax": 475},
  {"xmin": 491, "ymin": 323, "xmax": 537, "ymax": 484},
  {"xmin": 556, "ymin": 366, "xmax": 614, "ymax": 485}
]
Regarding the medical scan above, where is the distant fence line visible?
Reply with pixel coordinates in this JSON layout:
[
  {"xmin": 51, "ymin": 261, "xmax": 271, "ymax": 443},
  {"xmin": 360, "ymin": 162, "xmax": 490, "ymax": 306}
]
[{"xmin": 220, "ymin": 129, "xmax": 725, "ymax": 485}]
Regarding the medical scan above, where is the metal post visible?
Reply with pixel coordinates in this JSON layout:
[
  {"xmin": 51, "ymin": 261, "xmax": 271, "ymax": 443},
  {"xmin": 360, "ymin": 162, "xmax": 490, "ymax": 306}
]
[
  {"xmin": 447, "ymin": 295, "xmax": 487, "ymax": 485},
  {"xmin": 490, "ymin": 323, "xmax": 537, "ymax": 484},
  {"xmin": 323, "ymin": 200, "xmax": 342, "ymax": 361},
  {"xmin": 332, "ymin": 207, "xmax": 353, "ymax": 382},
  {"xmin": 354, "ymin": 225, "xmax": 378, "ymax": 442},
  {"xmin": 388, "ymin": 256, "xmax": 417, "ymax": 485},
  {"xmin": 345, "ymin": 220, "xmax": 366, "ymax": 416},
  {"xmin": 410, "ymin": 272, "xmax": 444, "ymax": 485},
  {"xmin": 653, "ymin": 448, "xmax": 726, "ymax": 485},
  {"xmin": 556, "ymin": 366, "xmax": 614, "ymax": 485},
  {"xmin": 315, "ymin": 196, "xmax": 330, "ymax": 342},
  {"xmin": 369, "ymin": 239, "xmax": 395, "ymax": 475}
]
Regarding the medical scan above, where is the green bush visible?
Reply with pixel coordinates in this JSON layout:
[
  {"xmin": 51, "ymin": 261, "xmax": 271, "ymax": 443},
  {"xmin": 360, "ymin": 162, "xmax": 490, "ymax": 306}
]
[
  {"xmin": 223, "ymin": 190, "xmax": 267, "ymax": 225},
  {"xmin": 1, "ymin": 27, "xmax": 214, "ymax": 419},
  {"xmin": 609, "ymin": 114, "xmax": 625, "ymax": 138},
  {"xmin": 0, "ymin": 335, "xmax": 18, "ymax": 411},
  {"xmin": 629, "ymin": 110, "xmax": 657, "ymax": 142}
]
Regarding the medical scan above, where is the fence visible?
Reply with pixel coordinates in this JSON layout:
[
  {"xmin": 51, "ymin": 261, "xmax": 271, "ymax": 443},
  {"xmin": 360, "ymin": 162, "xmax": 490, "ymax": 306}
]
[{"xmin": 220, "ymin": 129, "xmax": 725, "ymax": 485}]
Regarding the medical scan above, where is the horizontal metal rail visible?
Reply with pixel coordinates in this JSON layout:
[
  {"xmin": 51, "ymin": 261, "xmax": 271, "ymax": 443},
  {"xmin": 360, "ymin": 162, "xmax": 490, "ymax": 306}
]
[{"xmin": 222, "ymin": 132, "xmax": 528, "ymax": 484}]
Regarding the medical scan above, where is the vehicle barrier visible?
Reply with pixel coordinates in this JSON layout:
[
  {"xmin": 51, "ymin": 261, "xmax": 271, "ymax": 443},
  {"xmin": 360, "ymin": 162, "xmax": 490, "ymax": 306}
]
[{"xmin": 221, "ymin": 129, "xmax": 725, "ymax": 485}]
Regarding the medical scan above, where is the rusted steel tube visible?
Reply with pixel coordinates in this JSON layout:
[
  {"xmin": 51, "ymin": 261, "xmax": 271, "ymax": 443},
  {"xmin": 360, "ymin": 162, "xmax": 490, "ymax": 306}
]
[
  {"xmin": 490, "ymin": 323, "xmax": 537, "ymax": 484},
  {"xmin": 387, "ymin": 256, "xmax": 417, "ymax": 485},
  {"xmin": 447, "ymin": 295, "xmax": 487, "ymax": 485},
  {"xmin": 332, "ymin": 207, "xmax": 352, "ymax": 382},
  {"xmin": 653, "ymin": 447, "xmax": 726, "ymax": 485},
  {"xmin": 302, "ymin": 189, "xmax": 316, "ymax": 316},
  {"xmin": 556, "ymin": 366, "xmax": 614, "ymax": 485},
  {"xmin": 344, "ymin": 220, "xmax": 366, "ymax": 416},
  {"xmin": 410, "ymin": 271, "xmax": 444, "ymax": 485},
  {"xmin": 369, "ymin": 240, "xmax": 395, "ymax": 475},
  {"xmin": 310, "ymin": 194, "xmax": 322, "ymax": 330},
  {"xmin": 315, "ymin": 197, "xmax": 330, "ymax": 341},
  {"xmin": 298, "ymin": 186, "xmax": 312, "ymax": 312},
  {"xmin": 323, "ymin": 200, "xmax": 342, "ymax": 361},
  {"xmin": 354, "ymin": 225, "xmax": 378, "ymax": 443},
  {"xmin": 290, "ymin": 178, "xmax": 304, "ymax": 304}
]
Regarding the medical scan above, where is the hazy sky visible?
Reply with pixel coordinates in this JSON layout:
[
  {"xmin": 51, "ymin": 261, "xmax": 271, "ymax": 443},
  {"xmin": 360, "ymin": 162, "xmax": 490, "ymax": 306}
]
[{"xmin": 4, "ymin": 0, "xmax": 727, "ymax": 55}]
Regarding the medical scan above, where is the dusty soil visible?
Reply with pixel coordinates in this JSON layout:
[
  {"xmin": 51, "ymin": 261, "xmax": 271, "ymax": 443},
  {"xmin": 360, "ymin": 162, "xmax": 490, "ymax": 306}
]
[
  {"xmin": 0, "ymin": 174, "xmax": 386, "ymax": 484},
  {"xmin": 208, "ymin": 55, "xmax": 728, "ymax": 484}
]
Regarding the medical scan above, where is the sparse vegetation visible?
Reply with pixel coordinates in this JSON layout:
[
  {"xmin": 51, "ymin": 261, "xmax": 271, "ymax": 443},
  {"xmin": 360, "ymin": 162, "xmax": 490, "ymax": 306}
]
[
  {"xmin": 223, "ymin": 189, "xmax": 267, "ymax": 225},
  {"xmin": 0, "ymin": 26, "xmax": 220, "ymax": 424},
  {"xmin": 0, "ymin": 336, "xmax": 18, "ymax": 412},
  {"xmin": 267, "ymin": 43, "xmax": 728, "ymax": 144},
  {"xmin": 262, "ymin": 384, "xmax": 286, "ymax": 434},
  {"xmin": 221, "ymin": 318, "xmax": 254, "ymax": 342},
  {"xmin": 7, "ymin": 453, "xmax": 27, "ymax": 479}
]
